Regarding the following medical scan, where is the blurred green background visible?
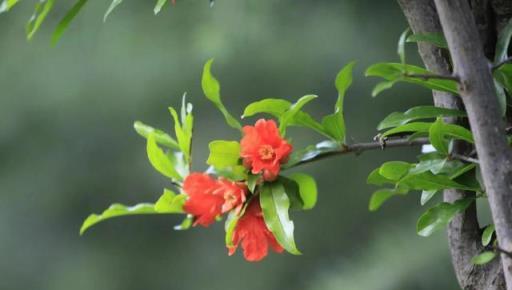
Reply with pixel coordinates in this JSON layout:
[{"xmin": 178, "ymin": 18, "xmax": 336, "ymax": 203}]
[{"xmin": 0, "ymin": 0, "xmax": 459, "ymax": 289}]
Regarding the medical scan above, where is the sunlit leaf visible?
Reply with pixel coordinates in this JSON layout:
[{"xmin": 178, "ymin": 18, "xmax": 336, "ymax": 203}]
[
  {"xmin": 52, "ymin": 0, "xmax": 88, "ymax": 45},
  {"xmin": 0, "ymin": 0, "xmax": 19, "ymax": 13},
  {"xmin": 371, "ymin": 80, "xmax": 396, "ymax": 97},
  {"xmin": 147, "ymin": 134, "xmax": 181, "ymax": 180},
  {"xmin": 207, "ymin": 140, "xmax": 240, "ymax": 169},
  {"xmin": 154, "ymin": 189, "xmax": 186, "ymax": 213},
  {"xmin": 285, "ymin": 140, "xmax": 340, "ymax": 168},
  {"xmin": 154, "ymin": 0, "xmax": 167, "ymax": 14},
  {"xmin": 279, "ymin": 94, "xmax": 318, "ymax": 135},
  {"xmin": 201, "ymin": 59, "xmax": 242, "ymax": 130},
  {"xmin": 406, "ymin": 32, "xmax": 448, "ymax": 48},
  {"xmin": 417, "ymin": 198, "xmax": 474, "ymax": 236},
  {"xmin": 398, "ymin": 171, "xmax": 478, "ymax": 192},
  {"xmin": 260, "ymin": 181, "xmax": 301, "ymax": 255},
  {"xmin": 26, "ymin": 0, "xmax": 56, "ymax": 40},
  {"xmin": 104, "ymin": 0, "xmax": 123, "ymax": 22},
  {"xmin": 367, "ymin": 168, "xmax": 395, "ymax": 186},
  {"xmin": 420, "ymin": 190, "xmax": 437, "ymax": 206},
  {"xmin": 471, "ymin": 251, "xmax": 497, "ymax": 265},
  {"xmin": 134, "ymin": 121, "xmax": 180, "ymax": 150},
  {"xmin": 429, "ymin": 118, "xmax": 449, "ymax": 154},
  {"xmin": 398, "ymin": 28, "xmax": 410, "ymax": 65}
]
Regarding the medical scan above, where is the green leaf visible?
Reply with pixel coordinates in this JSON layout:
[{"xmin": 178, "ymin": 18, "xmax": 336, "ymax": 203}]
[
  {"xmin": 104, "ymin": 0, "xmax": 123, "ymax": 22},
  {"xmin": 398, "ymin": 28, "xmax": 410, "ymax": 65},
  {"xmin": 207, "ymin": 140, "xmax": 240, "ymax": 169},
  {"xmin": 0, "ymin": 0, "xmax": 19, "ymax": 13},
  {"xmin": 367, "ymin": 168, "xmax": 395, "ymax": 186},
  {"xmin": 154, "ymin": 0, "xmax": 167, "ymax": 14},
  {"xmin": 225, "ymin": 210, "xmax": 240, "ymax": 247},
  {"xmin": 201, "ymin": 59, "xmax": 242, "ymax": 130},
  {"xmin": 288, "ymin": 173, "xmax": 317, "ymax": 210},
  {"xmin": 242, "ymin": 98, "xmax": 291, "ymax": 118},
  {"xmin": 26, "ymin": 0, "xmax": 56, "ymax": 40},
  {"xmin": 429, "ymin": 118, "xmax": 449, "ymax": 154},
  {"xmin": 279, "ymin": 94, "xmax": 318, "ymax": 135},
  {"xmin": 52, "ymin": 0, "xmax": 88, "ymax": 45},
  {"xmin": 482, "ymin": 224, "xmax": 495, "ymax": 246},
  {"xmin": 321, "ymin": 61, "xmax": 355, "ymax": 143},
  {"xmin": 169, "ymin": 104, "xmax": 193, "ymax": 163},
  {"xmin": 260, "ymin": 182, "xmax": 301, "ymax": 255},
  {"xmin": 416, "ymin": 198, "xmax": 474, "ymax": 237},
  {"xmin": 147, "ymin": 134, "xmax": 181, "ymax": 180},
  {"xmin": 206, "ymin": 165, "xmax": 246, "ymax": 181},
  {"xmin": 398, "ymin": 171, "xmax": 478, "ymax": 192},
  {"xmin": 285, "ymin": 140, "xmax": 340, "ymax": 168},
  {"xmin": 134, "ymin": 121, "xmax": 180, "ymax": 150},
  {"xmin": 420, "ymin": 190, "xmax": 438, "ymax": 206},
  {"xmin": 449, "ymin": 163, "xmax": 476, "ymax": 180},
  {"xmin": 247, "ymin": 174, "xmax": 260, "ymax": 193},
  {"xmin": 494, "ymin": 18, "xmax": 512, "ymax": 63},
  {"xmin": 371, "ymin": 80, "xmax": 397, "ymax": 97},
  {"xmin": 378, "ymin": 161, "xmax": 411, "ymax": 181},
  {"xmin": 80, "ymin": 199, "xmax": 185, "ymax": 235},
  {"xmin": 471, "ymin": 251, "xmax": 497, "ymax": 265},
  {"xmin": 494, "ymin": 79, "xmax": 508, "ymax": 117},
  {"xmin": 154, "ymin": 189, "xmax": 186, "ymax": 213},
  {"xmin": 495, "ymin": 64, "xmax": 512, "ymax": 94},
  {"xmin": 381, "ymin": 122, "xmax": 432, "ymax": 138},
  {"xmin": 377, "ymin": 106, "xmax": 466, "ymax": 130},
  {"xmin": 366, "ymin": 63, "xmax": 458, "ymax": 94},
  {"xmin": 406, "ymin": 32, "xmax": 448, "ymax": 48},
  {"xmin": 369, "ymin": 189, "xmax": 400, "ymax": 211},
  {"xmin": 174, "ymin": 215, "xmax": 193, "ymax": 230}
]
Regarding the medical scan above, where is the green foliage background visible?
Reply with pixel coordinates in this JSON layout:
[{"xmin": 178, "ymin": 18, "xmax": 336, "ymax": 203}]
[{"xmin": 0, "ymin": 0, "xmax": 459, "ymax": 289}]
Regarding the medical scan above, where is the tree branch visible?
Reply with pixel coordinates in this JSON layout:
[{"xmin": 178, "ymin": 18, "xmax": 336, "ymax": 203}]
[
  {"xmin": 294, "ymin": 137, "xmax": 429, "ymax": 167},
  {"xmin": 434, "ymin": 0, "xmax": 512, "ymax": 289},
  {"xmin": 404, "ymin": 72, "xmax": 460, "ymax": 82}
]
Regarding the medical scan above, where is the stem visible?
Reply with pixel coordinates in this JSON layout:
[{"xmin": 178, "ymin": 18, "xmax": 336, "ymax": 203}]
[{"xmin": 294, "ymin": 137, "xmax": 429, "ymax": 167}]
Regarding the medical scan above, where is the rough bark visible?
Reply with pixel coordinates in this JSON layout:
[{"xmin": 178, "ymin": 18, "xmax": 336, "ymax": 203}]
[
  {"xmin": 434, "ymin": 0, "xmax": 512, "ymax": 289},
  {"xmin": 397, "ymin": 1, "xmax": 505, "ymax": 289}
]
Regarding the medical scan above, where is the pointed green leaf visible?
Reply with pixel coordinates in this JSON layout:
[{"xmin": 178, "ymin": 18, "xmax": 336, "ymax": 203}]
[
  {"xmin": 134, "ymin": 121, "xmax": 180, "ymax": 150},
  {"xmin": 279, "ymin": 94, "xmax": 318, "ymax": 135},
  {"xmin": 381, "ymin": 122, "xmax": 432, "ymax": 137},
  {"xmin": 398, "ymin": 171, "xmax": 478, "ymax": 191},
  {"xmin": 420, "ymin": 190, "xmax": 438, "ymax": 206},
  {"xmin": 378, "ymin": 106, "xmax": 466, "ymax": 130},
  {"xmin": 147, "ymin": 134, "xmax": 181, "ymax": 180},
  {"xmin": 26, "ymin": 0, "xmax": 56, "ymax": 40},
  {"xmin": 201, "ymin": 59, "xmax": 242, "ymax": 130},
  {"xmin": 285, "ymin": 140, "xmax": 340, "ymax": 168},
  {"xmin": 369, "ymin": 189, "xmax": 400, "ymax": 211},
  {"xmin": 371, "ymin": 80, "xmax": 397, "ymax": 97},
  {"xmin": 429, "ymin": 118, "xmax": 449, "ymax": 154},
  {"xmin": 242, "ymin": 98, "xmax": 291, "ymax": 118},
  {"xmin": 494, "ymin": 18, "xmax": 512, "ymax": 63},
  {"xmin": 154, "ymin": 189, "xmax": 186, "ymax": 213},
  {"xmin": 367, "ymin": 168, "xmax": 395, "ymax": 186},
  {"xmin": 398, "ymin": 28, "xmax": 410, "ymax": 65},
  {"xmin": 104, "ymin": 0, "xmax": 123, "ymax": 22},
  {"xmin": 417, "ymin": 198, "xmax": 474, "ymax": 237},
  {"xmin": 260, "ymin": 182, "xmax": 301, "ymax": 255},
  {"xmin": 154, "ymin": 0, "xmax": 167, "ymax": 14},
  {"xmin": 379, "ymin": 161, "xmax": 412, "ymax": 181},
  {"xmin": 0, "ymin": 0, "xmax": 19, "ymax": 13},
  {"xmin": 52, "ymin": 0, "xmax": 88, "ymax": 45},
  {"xmin": 482, "ymin": 224, "xmax": 495, "ymax": 246},
  {"xmin": 366, "ymin": 63, "xmax": 458, "ymax": 94}
]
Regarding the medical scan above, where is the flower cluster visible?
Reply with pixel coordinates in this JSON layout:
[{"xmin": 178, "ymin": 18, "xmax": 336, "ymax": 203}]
[{"xmin": 182, "ymin": 119, "xmax": 292, "ymax": 261}]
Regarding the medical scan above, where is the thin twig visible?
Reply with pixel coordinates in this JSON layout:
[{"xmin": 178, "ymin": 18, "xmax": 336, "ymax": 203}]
[
  {"xmin": 492, "ymin": 57, "xmax": 512, "ymax": 72},
  {"xmin": 451, "ymin": 153, "xmax": 480, "ymax": 164},
  {"xmin": 404, "ymin": 73, "xmax": 460, "ymax": 82},
  {"xmin": 294, "ymin": 137, "xmax": 429, "ymax": 167},
  {"xmin": 495, "ymin": 246, "xmax": 512, "ymax": 259}
]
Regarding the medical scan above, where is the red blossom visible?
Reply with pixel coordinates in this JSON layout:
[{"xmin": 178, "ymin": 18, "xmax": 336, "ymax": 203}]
[
  {"xmin": 183, "ymin": 173, "xmax": 247, "ymax": 227},
  {"xmin": 240, "ymin": 119, "xmax": 292, "ymax": 181},
  {"xmin": 228, "ymin": 199, "xmax": 284, "ymax": 262}
]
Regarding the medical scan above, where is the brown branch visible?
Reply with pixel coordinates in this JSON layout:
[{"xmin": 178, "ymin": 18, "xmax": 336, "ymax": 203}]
[{"xmin": 293, "ymin": 137, "xmax": 429, "ymax": 167}]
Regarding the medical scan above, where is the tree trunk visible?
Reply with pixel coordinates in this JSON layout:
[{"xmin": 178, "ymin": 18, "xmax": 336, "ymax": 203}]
[
  {"xmin": 434, "ymin": 1, "xmax": 512, "ymax": 289},
  {"xmin": 397, "ymin": 0, "xmax": 509, "ymax": 289}
]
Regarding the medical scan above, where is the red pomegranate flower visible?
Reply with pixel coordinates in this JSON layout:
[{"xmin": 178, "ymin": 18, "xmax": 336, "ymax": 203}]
[
  {"xmin": 183, "ymin": 173, "xmax": 225, "ymax": 227},
  {"xmin": 214, "ymin": 179, "xmax": 248, "ymax": 214},
  {"xmin": 183, "ymin": 173, "xmax": 247, "ymax": 227},
  {"xmin": 240, "ymin": 119, "xmax": 293, "ymax": 181},
  {"xmin": 228, "ymin": 199, "xmax": 284, "ymax": 262}
]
